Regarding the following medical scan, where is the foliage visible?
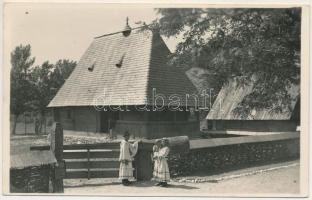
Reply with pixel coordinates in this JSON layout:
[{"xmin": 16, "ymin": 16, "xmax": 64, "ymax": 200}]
[
  {"xmin": 10, "ymin": 43, "xmax": 76, "ymax": 134},
  {"xmin": 31, "ymin": 59, "xmax": 76, "ymax": 115},
  {"xmin": 147, "ymin": 8, "xmax": 301, "ymax": 112},
  {"xmin": 50, "ymin": 59, "xmax": 77, "ymax": 92},
  {"xmin": 10, "ymin": 44, "xmax": 36, "ymax": 116}
]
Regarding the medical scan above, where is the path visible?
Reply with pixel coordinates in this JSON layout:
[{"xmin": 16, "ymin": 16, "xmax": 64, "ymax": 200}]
[{"xmin": 64, "ymin": 160, "xmax": 300, "ymax": 196}]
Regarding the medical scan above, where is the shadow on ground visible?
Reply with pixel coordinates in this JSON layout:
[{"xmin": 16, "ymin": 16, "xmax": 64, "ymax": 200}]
[
  {"xmin": 128, "ymin": 181, "xmax": 199, "ymax": 189},
  {"xmin": 65, "ymin": 182, "xmax": 121, "ymax": 188},
  {"xmin": 64, "ymin": 180, "xmax": 200, "ymax": 190},
  {"xmin": 166, "ymin": 184, "xmax": 199, "ymax": 190}
]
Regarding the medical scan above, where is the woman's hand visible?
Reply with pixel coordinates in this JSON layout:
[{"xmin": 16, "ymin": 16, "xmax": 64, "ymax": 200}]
[{"xmin": 121, "ymin": 160, "xmax": 129, "ymax": 165}]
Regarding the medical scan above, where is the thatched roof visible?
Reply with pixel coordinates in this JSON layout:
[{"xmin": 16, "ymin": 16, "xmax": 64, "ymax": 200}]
[
  {"xmin": 11, "ymin": 151, "xmax": 56, "ymax": 169},
  {"xmin": 207, "ymin": 76, "xmax": 300, "ymax": 120},
  {"xmin": 48, "ymin": 29, "xmax": 197, "ymax": 107}
]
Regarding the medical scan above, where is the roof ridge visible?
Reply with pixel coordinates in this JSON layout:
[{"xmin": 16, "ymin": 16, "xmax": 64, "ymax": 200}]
[{"xmin": 94, "ymin": 25, "xmax": 151, "ymax": 39}]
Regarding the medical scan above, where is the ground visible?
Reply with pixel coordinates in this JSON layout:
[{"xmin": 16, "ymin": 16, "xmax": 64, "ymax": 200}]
[{"xmin": 64, "ymin": 160, "xmax": 300, "ymax": 196}]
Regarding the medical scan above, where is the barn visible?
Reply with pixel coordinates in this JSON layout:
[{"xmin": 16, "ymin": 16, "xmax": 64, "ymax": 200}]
[
  {"xmin": 206, "ymin": 76, "xmax": 300, "ymax": 134},
  {"xmin": 48, "ymin": 23, "xmax": 200, "ymax": 139}
]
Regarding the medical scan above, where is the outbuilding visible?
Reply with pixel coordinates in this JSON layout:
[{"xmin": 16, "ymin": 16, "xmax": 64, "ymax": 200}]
[{"xmin": 206, "ymin": 76, "xmax": 300, "ymax": 134}]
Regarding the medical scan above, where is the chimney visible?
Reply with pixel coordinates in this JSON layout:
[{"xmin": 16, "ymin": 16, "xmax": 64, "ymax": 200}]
[{"xmin": 122, "ymin": 17, "xmax": 131, "ymax": 37}]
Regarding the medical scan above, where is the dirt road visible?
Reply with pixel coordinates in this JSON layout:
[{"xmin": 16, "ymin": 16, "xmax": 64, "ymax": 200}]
[{"xmin": 64, "ymin": 161, "xmax": 300, "ymax": 197}]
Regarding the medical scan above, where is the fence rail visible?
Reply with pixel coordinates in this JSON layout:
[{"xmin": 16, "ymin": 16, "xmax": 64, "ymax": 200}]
[{"xmin": 63, "ymin": 150, "xmax": 120, "ymax": 159}]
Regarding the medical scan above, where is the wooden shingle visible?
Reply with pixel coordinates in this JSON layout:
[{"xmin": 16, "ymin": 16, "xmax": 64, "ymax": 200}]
[{"xmin": 48, "ymin": 30, "xmax": 197, "ymax": 107}]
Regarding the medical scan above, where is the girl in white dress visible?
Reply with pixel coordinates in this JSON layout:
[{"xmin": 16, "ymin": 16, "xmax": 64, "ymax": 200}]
[
  {"xmin": 119, "ymin": 131, "xmax": 139, "ymax": 186},
  {"xmin": 152, "ymin": 139, "xmax": 162, "ymax": 183},
  {"xmin": 156, "ymin": 138, "xmax": 170, "ymax": 187}
]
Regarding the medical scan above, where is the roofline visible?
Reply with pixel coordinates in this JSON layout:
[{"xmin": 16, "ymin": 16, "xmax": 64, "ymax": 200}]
[{"xmin": 94, "ymin": 24, "xmax": 152, "ymax": 39}]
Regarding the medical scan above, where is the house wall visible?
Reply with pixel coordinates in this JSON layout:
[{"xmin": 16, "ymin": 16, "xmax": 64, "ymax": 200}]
[
  {"xmin": 119, "ymin": 110, "xmax": 146, "ymax": 121},
  {"xmin": 54, "ymin": 107, "xmax": 200, "ymax": 138},
  {"xmin": 55, "ymin": 107, "xmax": 99, "ymax": 135},
  {"xmin": 114, "ymin": 120, "xmax": 200, "ymax": 139},
  {"xmin": 210, "ymin": 120, "xmax": 298, "ymax": 132},
  {"xmin": 73, "ymin": 107, "xmax": 98, "ymax": 133},
  {"xmin": 58, "ymin": 108, "xmax": 74, "ymax": 130},
  {"xmin": 114, "ymin": 110, "xmax": 200, "ymax": 139}
]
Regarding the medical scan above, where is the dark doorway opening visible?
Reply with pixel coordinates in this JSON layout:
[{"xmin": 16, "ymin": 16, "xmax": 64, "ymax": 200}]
[{"xmin": 100, "ymin": 111, "xmax": 119, "ymax": 133}]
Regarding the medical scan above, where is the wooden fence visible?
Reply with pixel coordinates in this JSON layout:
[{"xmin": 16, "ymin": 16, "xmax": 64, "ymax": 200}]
[{"xmin": 31, "ymin": 142, "xmax": 137, "ymax": 180}]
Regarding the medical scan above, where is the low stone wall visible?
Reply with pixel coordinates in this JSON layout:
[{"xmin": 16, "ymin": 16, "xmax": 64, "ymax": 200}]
[
  {"xmin": 212, "ymin": 120, "xmax": 298, "ymax": 132},
  {"xmin": 168, "ymin": 132, "xmax": 299, "ymax": 177},
  {"xmin": 10, "ymin": 165, "xmax": 52, "ymax": 193}
]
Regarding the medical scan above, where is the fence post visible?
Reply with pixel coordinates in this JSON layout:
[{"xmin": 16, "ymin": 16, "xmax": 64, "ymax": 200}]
[
  {"xmin": 50, "ymin": 122, "xmax": 64, "ymax": 193},
  {"xmin": 87, "ymin": 148, "xmax": 90, "ymax": 180},
  {"xmin": 135, "ymin": 141, "xmax": 153, "ymax": 181}
]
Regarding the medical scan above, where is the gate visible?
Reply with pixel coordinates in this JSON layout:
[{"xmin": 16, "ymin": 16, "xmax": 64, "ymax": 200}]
[
  {"xmin": 63, "ymin": 143, "xmax": 121, "ymax": 179},
  {"xmin": 29, "ymin": 123, "xmax": 141, "ymax": 192},
  {"xmin": 30, "ymin": 142, "xmax": 137, "ymax": 180}
]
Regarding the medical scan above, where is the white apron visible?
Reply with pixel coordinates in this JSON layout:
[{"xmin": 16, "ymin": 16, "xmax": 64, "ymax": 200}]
[
  {"xmin": 156, "ymin": 146, "xmax": 170, "ymax": 182},
  {"xmin": 152, "ymin": 149, "xmax": 160, "ymax": 179},
  {"xmin": 118, "ymin": 140, "xmax": 138, "ymax": 179}
]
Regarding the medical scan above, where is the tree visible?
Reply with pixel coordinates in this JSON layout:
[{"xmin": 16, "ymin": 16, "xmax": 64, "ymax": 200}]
[
  {"xmin": 10, "ymin": 44, "xmax": 36, "ymax": 134},
  {"xmin": 147, "ymin": 8, "xmax": 301, "ymax": 113},
  {"xmin": 30, "ymin": 61, "xmax": 54, "ymax": 134},
  {"xmin": 31, "ymin": 59, "xmax": 76, "ymax": 133},
  {"xmin": 50, "ymin": 59, "xmax": 76, "ymax": 92}
]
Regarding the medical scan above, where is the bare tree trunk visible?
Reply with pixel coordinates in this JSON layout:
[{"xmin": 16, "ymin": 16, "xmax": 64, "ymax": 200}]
[
  {"xmin": 11, "ymin": 114, "xmax": 19, "ymax": 135},
  {"xmin": 44, "ymin": 117, "xmax": 47, "ymax": 135},
  {"xmin": 39, "ymin": 111, "xmax": 45, "ymax": 134},
  {"xmin": 24, "ymin": 113, "xmax": 26, "ymax": 135},
  {"xmin": 38, "ymin": 121, "xmax": 42, "ymax": 134}
]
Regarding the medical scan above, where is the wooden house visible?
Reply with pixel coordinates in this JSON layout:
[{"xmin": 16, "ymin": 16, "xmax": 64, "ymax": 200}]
[
  {"xmin": 206, "ymin": 76, "xmax": 300, "ymax": 133},
  {"xmin": 48, "ymin": 23, "xmax": 199, "ymax": 139}
]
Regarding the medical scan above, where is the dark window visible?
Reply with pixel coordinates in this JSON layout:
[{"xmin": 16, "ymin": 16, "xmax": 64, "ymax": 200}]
[
  {"xmin": 67, "ymin": 109, "xmax": 72, "ymax": 119},
  {"xmin": 207, "ymin": 121, "xmax": 213, "ymax": 130}
]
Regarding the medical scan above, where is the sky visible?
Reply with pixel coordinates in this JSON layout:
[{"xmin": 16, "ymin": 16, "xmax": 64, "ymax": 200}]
[{"xmin": 4, "ymin": 3, "xmax": 180, "ymax": 67}]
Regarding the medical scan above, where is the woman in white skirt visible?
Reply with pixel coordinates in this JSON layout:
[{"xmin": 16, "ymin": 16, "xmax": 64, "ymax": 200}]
[
  {"xmin": 119, "ymin": 131, "xmax": 139, "ymax": 186},
  {"xmin": 152, "ymin": 139, "xmax": 162, "ymax": 182},
  {"xmin": 155, "ymin": 138, "xmax": 170, "ymax": 187}
]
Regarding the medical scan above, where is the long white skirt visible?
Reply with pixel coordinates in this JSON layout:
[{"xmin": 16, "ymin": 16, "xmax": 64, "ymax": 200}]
[
  {"xmin": 156, "ymin": 159, "xmax": 170, "ymax": 182},
  {"xmin": 153, "ymin": 159, "xmax": 159, "ymax": 179},
  {"xmin": 119, "ymin": 161, "xmax": 133, "ymax": 180}
]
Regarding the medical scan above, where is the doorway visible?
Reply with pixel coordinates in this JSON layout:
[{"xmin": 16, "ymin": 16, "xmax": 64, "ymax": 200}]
[{"xmin": 100, "ymin": 111, "xmax": 119, "ymax": 133}]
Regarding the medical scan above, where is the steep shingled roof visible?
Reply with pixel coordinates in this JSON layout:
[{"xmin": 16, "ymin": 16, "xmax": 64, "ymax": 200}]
[
  {"xmin": 48, "ymin": 30, "xmax": 197, "ymax": 107},
  {"xmin": 206, "ymin": 77, "xmax": 300, "ymax": 120}
]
